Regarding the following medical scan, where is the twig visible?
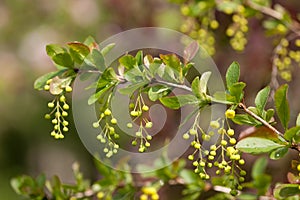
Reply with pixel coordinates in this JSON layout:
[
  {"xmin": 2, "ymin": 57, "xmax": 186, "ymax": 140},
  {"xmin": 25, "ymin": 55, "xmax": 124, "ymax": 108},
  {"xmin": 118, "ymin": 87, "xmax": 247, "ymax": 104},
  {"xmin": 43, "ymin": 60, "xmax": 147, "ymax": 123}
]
[
  {"xmin": 151, "ymin": 79, "xmax": 192, "ymax": 92},
  {"xmin": 245, "ymin": 0, "xmax": 300, "ymax": 37},
  {"xmin": 238, "ymin": 103, "xmax": 286, "ymax": 140}
]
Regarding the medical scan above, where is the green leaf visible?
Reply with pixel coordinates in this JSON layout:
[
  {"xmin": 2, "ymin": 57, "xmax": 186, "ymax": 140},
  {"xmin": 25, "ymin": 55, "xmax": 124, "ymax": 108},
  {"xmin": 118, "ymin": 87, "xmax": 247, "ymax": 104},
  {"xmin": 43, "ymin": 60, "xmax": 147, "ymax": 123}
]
[
  {"xmin": 46, "ymin": 44, "xmax": 65, "ymax": 57},
  {"xmin": 255, "ymin": 86, "xmax": 270, "ymax": 115},
  {"xmin": 211, "ymin": 92, "xmax": 236, "ymax": 105},
  {"xmin": 124, "ymin": 67, "xmax": 144, "ymax": 83},
  {"xmin": 226, "ymin": 61, "xmax": 240, "ymax": 89},
  {"xmin": 229, "ymin": 82, "xmax": 246, "ymax": 102},
  {"xmin": 199, "ymin": 71, "xmax": 211, "ymax": 94},
  {"xmin": 118, "ymin": 81, "xmax": 148, "ymax": 96},
  {"xmin": 191, "ymin": 77, "xmax": 200, "ymax": 98},
  {"xmin": 159, "ymin": 95, "xmax": 198, "ymax": 109},
  {"xmin": 232, "ymin": 114, "xmax": 262, "ymax": 126},
  {"xmin": 275, "ymin": 84, "xmax": 290, "ymax": 130},
  {"xmin": 135, "ymin": 50, "xmax": 143, "ymax": 67},
  {"xmin": 67, "ymin": 42, "xmax": 90, "ymax": 64},
  {"xmin": 252, "ymin": 157, "xmax": 268, "ymax": 178},
  {"xmin": 265, "ymin": 108, "xmax": 275, "ymax": 122},
  {"xmin": 101, "ymin": 43, "xmax": 115, "ymax": 56},
  {"xmin": 101, "ymin": 68, "xmax": 118, "ymax": 81},
  {"xmin": 149, "ymin": 58, "xmax": 162, "ymax": 76},
  {"xmin": 269, "ymin": 146, "xmax": 289, "ymax": 160},
  {"xmin": 83, "ymin": 36, "xmax": 97, "ymax": 46},
  {"xmin": 253, "ymin": 174, "xmax": 272, "ymax": 195},
  {"xmin": 274, "ymin": 184, "xmax": 300, "ymax": 199},
  {"xmin": 296, "ymin": 113, "xmax": 300, "ymax": 126},
  {"xmin": 284, "ymin": 126, "xmax": 300, "ymax": 141},
  {"xmin": 119, "ymin": 55, "xmax": 136, "ymax": 70},
  {"xmin": 52, "ymin": 53, "xmax": 73, "ymax": 68},
  {"xmin": 148, "ymin": 85, "xmax": 171, "ymax": 101},
  {"xmin": 160, "ymin": 54, "xmax": 181, "ymax": 73},
  {"xmin": 236, "ymin": 137, "xmax": 284, "ymax": 154},
  {"xmin": 84, "ymin": 49, "xmax": 105, "ymax": 71},
  {"xmin": 179, "ymin": 169, "xmax": 198, "ymax": 184},
  {"xmin": 182, "ymin": 62, "xmax": 193, "ymax": 77},
  {"xmin": 34, "ymin": 69, "xmax": 67, "ymax": 90}
]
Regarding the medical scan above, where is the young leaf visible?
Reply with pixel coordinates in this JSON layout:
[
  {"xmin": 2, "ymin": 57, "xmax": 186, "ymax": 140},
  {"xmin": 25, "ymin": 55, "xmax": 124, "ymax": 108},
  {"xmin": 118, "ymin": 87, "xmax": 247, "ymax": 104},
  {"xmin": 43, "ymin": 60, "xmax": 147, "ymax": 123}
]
[
  {"xmin": 34, "ymin": 69, "xmax": 67, "ymax": 90},
  {"xmin": 284, "ymin": 126, "xmax": 300, "ymax": 141},
  {"xmin": 191, "ymin": 76, "xmax": 200, "ymax": 98},
  {"xmin": 67, "ymin": 42, "xmax": 90, "ymax": 64},
  {"xmin": 135, "ymin": 50, "xmax": 143, "ymax": 67},
  {"xmin": 83, "ymin": 36, "xmax": 97, "ymax": 47},
  {"xmin": 160, "ymin": 54, "xmax": 181, "ymax": 73},
  {"xmin": 101, "ymin": 43, "xmax": 115, "ymax": 56},
  {"xmin": 199, "ymin": 71, "xmax": 211, "ymax": 94},
  {"xmin": 148, "ymin": 85, "xmax": 171, "ymax": 101},
  {"xmin": 265, "ymin": 108, "xmax": 275, "ymax": 122},
  {"xmin": 46, "ymin": 44, "xmax": 65, "ymax": 57},
  {"xmin": 118, "ymin": 81, "xmax": 148, "ymax": 96},
  {"xmin": 226, "ymin": 61, "xmax": 240, "ymax": 89},
  {"xmin": 275, "ymin": 84, "xmax": 290, "ymax": 130},
  {"xmin": 232, "ymin": 114, "xmax": 261, "ymax": 126},
  {"xmin": 159, "ymin": 95, "xmax": 198, "ymax": 109},
  {"xmin": 52, "ymin": 53, "xmax": 74, "ymax": 68},
  {"xmin": 119, "ymin": 55, "xmax": 136, "ymax": 70},
  {"xmin": 211, "ymin": 91, "xmax": 236, "ymax": 105},
  {"xmin": 88, "ymin": 86, "xmax": 112, "ymax": 105},
  {"xmin": 228, "ymin": 82, "xmax": 246, "ymax": 103},
  {"xmin": 269, "ymin": 147, "xmax": 288, "ymax": 160},
  {"xmin": 84, "ymin": 49, "xmax": 105, "ymax": 72},
  {"xmin": 255, "ymin": 86, "xmax": 270, "ymax": 115},
  {"xmin": 236, "ymin": 137, "xmax": 284, "ymax": 154}
]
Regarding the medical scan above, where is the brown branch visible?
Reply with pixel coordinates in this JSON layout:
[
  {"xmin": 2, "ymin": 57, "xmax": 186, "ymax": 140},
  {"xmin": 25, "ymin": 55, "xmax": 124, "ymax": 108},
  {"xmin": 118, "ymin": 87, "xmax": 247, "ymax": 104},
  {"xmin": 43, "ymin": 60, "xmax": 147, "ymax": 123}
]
[
  {"xmin": 245, "ymin": 0, "xmax": 300, "ymax": 37},
  {"xmin": 238, "ymin": 103, "xmax": 286, "ymax": 140}
]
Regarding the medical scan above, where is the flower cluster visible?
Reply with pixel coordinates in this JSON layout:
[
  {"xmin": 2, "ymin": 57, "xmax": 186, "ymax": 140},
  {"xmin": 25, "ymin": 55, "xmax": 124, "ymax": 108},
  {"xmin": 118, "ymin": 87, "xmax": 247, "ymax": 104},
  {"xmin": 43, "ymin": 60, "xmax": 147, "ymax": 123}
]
[
  {"xmin": 226, "ymin": 9, "xmax": 249, "ymax": 51},
  {"xmin": 93, "ymin": 108, "xmax": 120, "ymax": 158},
  {"xmin": 184, "ymin": 109, "xmax": 245, "ymax": 194},
  {"xmin": 128, "ymin": 93, "xmax": 153, "ymax": 152},
  {"xmin": 140, "ymin": 187, "xmax": 159, "ymax": 200},
  {"xmin": 180, "ymin": 1, "xmax": 218, "ymax": 56},
  {"xmin": 274, "ymin": 38, "xmax": 300, "ymax": 81},
  {"xmin": 44, "ymin": 78, "xmax": 72, "ymax": 139}
]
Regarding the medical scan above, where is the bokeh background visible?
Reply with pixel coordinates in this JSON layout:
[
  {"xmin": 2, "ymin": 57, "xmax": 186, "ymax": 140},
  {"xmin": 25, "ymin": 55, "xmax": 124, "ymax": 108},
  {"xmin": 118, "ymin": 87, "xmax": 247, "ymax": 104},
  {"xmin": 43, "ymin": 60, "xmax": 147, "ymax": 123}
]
[{"xmin": 0, "ymin": 0, "xmax": 299, "ymax": 199}]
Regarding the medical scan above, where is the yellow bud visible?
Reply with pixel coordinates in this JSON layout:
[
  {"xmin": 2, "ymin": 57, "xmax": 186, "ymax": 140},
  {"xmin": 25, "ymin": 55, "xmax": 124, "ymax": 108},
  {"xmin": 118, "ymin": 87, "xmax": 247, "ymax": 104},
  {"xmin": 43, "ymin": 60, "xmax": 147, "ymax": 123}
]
[
  {"xmin": 210, "ymin": 20, "xmax": 219, "ymax": 29},
  {"xmin": 142, "ymin": 187, "xmax": 157, "ymax": 195},
  {"xmin": 225, "ymin": 109, "xmax": 235, "ymax": 119}
]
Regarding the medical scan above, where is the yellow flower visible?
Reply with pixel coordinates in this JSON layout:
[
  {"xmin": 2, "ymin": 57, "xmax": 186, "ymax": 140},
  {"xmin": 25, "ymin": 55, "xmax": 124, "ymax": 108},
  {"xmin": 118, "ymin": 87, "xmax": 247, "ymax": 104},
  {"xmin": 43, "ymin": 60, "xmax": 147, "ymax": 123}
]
[{"xmin": 225, "ymin": 109, "xmax": 235, "ymax": 119}]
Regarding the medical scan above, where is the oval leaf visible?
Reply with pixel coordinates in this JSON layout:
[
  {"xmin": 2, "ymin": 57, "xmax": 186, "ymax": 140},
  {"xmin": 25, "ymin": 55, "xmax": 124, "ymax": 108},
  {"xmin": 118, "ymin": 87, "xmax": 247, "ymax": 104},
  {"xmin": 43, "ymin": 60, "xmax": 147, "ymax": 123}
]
[
  {"xmin": 274, "ymin": 184, "xmax": 300, "ymax": 199},
  {"xmin": 269, "ymin": 147, "xmax": 288, "ymax": 160},
  {"xmin": 275, "ymin": 84, "xmax": 290, "ymax": 130},
  {"xmin": 255, "ymin": 86, "xmax": 270, "ymax": 115},
  {"xmin": 226, "ymin": 61, "xmax": 240, "ymax": 89},
  {"xmin": 236, "ymin": 137, "xmax": 284, "ymax": 154}
]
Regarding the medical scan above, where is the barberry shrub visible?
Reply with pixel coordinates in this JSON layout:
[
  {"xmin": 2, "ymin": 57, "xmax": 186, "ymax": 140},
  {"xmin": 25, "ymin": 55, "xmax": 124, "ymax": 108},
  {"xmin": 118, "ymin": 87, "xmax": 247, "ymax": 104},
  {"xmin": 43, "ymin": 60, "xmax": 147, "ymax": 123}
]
[{"xmin": 11, "ymin": 1, "xmax": 300, "ymax": 200}]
